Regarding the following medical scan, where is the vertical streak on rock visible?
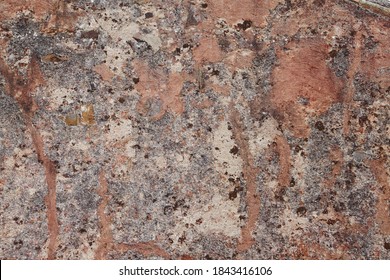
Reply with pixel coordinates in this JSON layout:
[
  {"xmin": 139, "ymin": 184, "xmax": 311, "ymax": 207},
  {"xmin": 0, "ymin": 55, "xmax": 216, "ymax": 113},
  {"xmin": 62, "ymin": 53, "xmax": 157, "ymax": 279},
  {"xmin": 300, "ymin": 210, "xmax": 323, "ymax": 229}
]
[
  {"xmin": 95, "ymin": 170, "xmax": 113, "ymax": 259},
  {"xmin": 324, "ymin": 146, "xmax": 344, "ymax": 188},
  {"xmin": 274, "ymin": 135, "xmax": 291, "ymax": 188},
  {"xmin": 343, "ymin": 30, "xmax": 362, "ymax": 135},
  {"xmin": 29, "ymin": 123, "xmax": 59, "ymax": 260},
  {"xmin": 0, "ymin": 55, "xmax": 59, "ymax": 259},
  {"xmin": 367, "ymin": 159, "xmax": 390, "ymax": 234},
  {"xmin": 229, "ymin": 105, "xmax": 260, "ymax": 252}
]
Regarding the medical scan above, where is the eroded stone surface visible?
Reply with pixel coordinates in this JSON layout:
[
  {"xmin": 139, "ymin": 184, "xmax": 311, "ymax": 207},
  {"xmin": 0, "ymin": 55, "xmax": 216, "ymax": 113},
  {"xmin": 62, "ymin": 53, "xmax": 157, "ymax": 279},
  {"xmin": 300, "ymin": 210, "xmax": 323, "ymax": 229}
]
[{"xmin": 0, "ymin": 0, "xmax": 389, "ymax": 259}]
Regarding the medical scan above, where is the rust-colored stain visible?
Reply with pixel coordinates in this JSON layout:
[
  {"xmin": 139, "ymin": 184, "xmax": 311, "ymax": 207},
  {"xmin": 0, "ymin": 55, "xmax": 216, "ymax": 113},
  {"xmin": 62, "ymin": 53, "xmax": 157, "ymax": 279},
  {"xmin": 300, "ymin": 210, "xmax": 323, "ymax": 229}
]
[
  {"xmin": 30, "ymin": 124, "xmax": 59, "ymax": 260},
  {"xmin": 0, "ymin": 0, "xmax": 81, "ymax": 34},
  {"xmin": 42, "ymin": 54, "xmax": 69, "ymax": 63},
  {"xmin": 229, "ymin": 105, "xmax": 260, "ymax": 252},
  {"xmin": 0, "ymin": 0, "xmax": 56, "ymax": 22},
  {"xmin": 64, "ymin": 104, "xmax": 95, "ymax": 126},
  {"xmin": 274, "ymin": 135, "xmax": 291, "ymax": 189},
  {"xmin": 93, "ymin": 64, "xmax": 115, "ymax": 82},
  {"xmin": 324, "ymin": 146, "xmax": 344, "ymax": 188},
  {"xmin": 133, "ymin": 59, "xmax": 185, "ymax": 120},
  {"xmin": 293, "ymin": 239, "xmax": 350, "ymax": 260},
  {"xmin": 208, "ymin": 0, "xmax": 280, "ymax": 28},
  {"xmin": 42, "ymin": 1, "xmax": 83, "ymax": 34},
  {"xmin": 180, "ymin": 254, "xmax": 193, "ymax": 260},
  {"xmin": 367, "ymin": 158, "xmax": 390, "ymax": 235},
  {"xmin": 0, "ymin": 54, "xmax": 59, "ymax": 259},
  {"xmin": 95, "ymin": 171, "xmax": 113, "ymax": 260},
  {"xmin": 81, "ymin": 104, "xmax": 96, "ymax": 125},
  {"xmin": 193, "ymin": 36, "xmax": 223, "ymax": 67},
  {"xmin": 271, "ymin": 39, "xmax": 343, "ymax": 138},
  {"xmin": 0, "ymin": 55, "xmax": 42, "ymax": 115},
  {"xmin": 64, "ymin": 114, "xmax": 79, "ymax": 126}
]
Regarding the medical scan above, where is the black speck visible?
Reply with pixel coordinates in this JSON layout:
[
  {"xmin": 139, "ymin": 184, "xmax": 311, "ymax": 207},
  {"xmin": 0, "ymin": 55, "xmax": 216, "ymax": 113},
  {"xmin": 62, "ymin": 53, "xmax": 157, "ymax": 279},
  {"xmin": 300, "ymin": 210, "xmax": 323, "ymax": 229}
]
[
  {"xmin": 230, "ymin": 145, "xmax": 239, "ymax": 155},
  {"xmin": 237, "ymin": 20, "xmax": 252, "ymax": 31},
  {"xmin": 315, "ymin": 121, "xmax": 325, "ymax": 131},
  {"xmin": 178, "ymin": 235, "xmax": 186, "ymax": 244},
  {"xmin": 13, "ymin": 217, "xmax": 23, "ymax": 225},
  {"xmin": 229, "ymin": 186, "xmax": 243, "ymax": 200},
  {"xmin": 296, "ymin": 206, "xmax": 307, "ymax": 216},
  {"xmin": 229, "ymin": 190, "xmax": 237, "ymax": 200},
  {"xmin": 13, "ymin": 240, "xmax": 23, "ymax": 249},
  {"xmin": 174, "ymin": 47, "xmax": 181, "ymax": 55},
  {"xmin": 211, "ymin": 69, "xmax": 220, "ymax": 76},
  {"xmin": 329, "ymin": 49, "xmax": 337, "ymax": 58},
  {"xmin": 145, "ymin": 12, "xmax": 154, "ymax": 19}
]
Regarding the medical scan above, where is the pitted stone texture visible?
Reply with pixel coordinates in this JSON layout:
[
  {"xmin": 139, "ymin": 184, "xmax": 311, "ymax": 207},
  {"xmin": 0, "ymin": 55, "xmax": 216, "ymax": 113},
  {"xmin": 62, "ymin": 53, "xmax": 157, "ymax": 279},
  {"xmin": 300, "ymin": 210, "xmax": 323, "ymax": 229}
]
[{"xmin": 0, "ymin": 0, "xmax": 389, "ymax": 260}]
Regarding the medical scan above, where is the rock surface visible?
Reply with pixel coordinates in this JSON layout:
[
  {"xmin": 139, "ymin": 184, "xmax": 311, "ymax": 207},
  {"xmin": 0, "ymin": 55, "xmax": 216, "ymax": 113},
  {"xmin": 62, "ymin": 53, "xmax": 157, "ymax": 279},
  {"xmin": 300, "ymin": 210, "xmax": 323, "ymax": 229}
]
[{"xmin": 0, "ymin": 0, "xmax": 389, "ymax": 259}]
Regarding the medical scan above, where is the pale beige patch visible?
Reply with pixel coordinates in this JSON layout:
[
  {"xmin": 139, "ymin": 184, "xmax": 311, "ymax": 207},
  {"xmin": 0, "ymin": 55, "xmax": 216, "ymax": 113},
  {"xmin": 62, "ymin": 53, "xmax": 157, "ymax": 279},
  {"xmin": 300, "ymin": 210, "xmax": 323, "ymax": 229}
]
[
  {"xmin": 170, "ymin": 193, "xmax": 241, "ymax": 250},
  {"xmin": 105, "ymin": 118, "xmax": 133, "ymax": 143},
  {"xmin": 247, "ymin": 117, "xmax": 281, "ymax": 155},
  {"xmin": 280, "ymin": 207, "xmax": 309, "ymax": 238},
  {"xmin": 47, "ymin": 87, "xmax": 72, "ymax": 110},
  {"xmin": 212, "ymin": 120, "xmax": 243, "ymax": 178}
]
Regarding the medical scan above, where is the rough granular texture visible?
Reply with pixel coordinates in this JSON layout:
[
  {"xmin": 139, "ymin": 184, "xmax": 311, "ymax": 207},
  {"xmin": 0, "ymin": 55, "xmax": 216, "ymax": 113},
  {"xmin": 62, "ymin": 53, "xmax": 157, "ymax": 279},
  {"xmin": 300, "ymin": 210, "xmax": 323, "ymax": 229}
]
[{"xmin": 0, "ymin": 0, "xmax": 389, "ymax": 260}]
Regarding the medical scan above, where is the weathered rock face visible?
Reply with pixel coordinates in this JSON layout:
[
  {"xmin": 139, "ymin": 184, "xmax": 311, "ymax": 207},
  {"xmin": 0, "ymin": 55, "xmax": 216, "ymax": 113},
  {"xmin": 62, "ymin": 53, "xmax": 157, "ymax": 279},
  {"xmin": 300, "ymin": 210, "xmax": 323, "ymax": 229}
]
[{"xmin": 0, "ymin": 0, "xmax": 389, "ymax": 260}]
